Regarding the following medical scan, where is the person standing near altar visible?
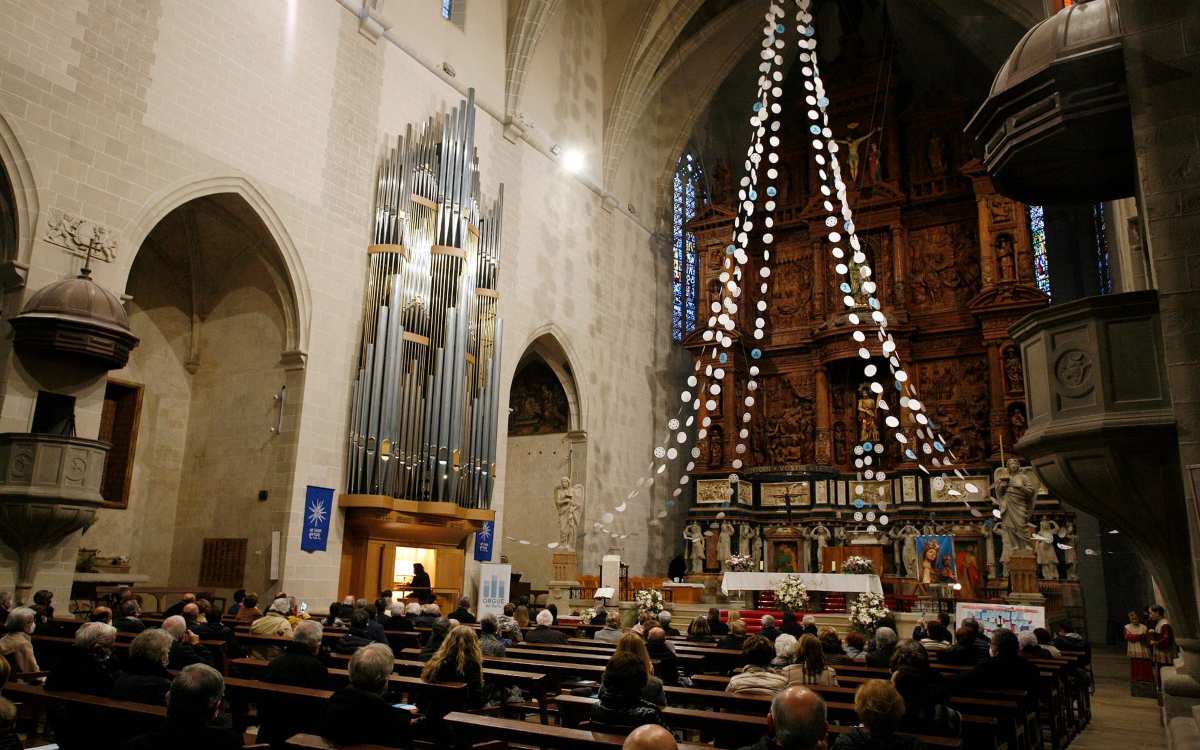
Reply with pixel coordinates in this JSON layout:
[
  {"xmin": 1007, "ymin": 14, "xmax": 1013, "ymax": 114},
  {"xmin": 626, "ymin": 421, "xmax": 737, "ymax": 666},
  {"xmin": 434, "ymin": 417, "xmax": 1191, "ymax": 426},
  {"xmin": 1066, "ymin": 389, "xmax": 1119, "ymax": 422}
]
[
  {"xmin": 1147, "ymin": 605, "xmax": 1178, "ymax": 690},
  {"xmin": 1124, "ymin": 610, "xmax": 1154, "ymax": 695}
]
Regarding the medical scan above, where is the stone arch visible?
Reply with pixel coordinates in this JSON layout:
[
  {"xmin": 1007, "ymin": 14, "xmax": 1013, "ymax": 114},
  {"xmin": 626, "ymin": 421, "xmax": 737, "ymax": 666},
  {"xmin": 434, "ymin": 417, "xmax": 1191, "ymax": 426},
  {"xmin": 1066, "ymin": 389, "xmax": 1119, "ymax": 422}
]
[
  {"xmin": 513, "ymin": 325, "xmax": 586, "ymax": 432},
  {"xmin": 0, "ymin": 111, "xmax": 40, "ymax": 271},
  {"xmin": 121, "ymin": 174, "xmax": 310, "ymax": 359}
]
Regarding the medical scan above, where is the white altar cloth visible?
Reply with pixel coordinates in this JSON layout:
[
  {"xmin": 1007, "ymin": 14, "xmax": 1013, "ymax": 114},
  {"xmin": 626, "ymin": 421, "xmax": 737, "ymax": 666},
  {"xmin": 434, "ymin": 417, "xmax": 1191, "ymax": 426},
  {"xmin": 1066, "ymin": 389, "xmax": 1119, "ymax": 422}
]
[{"xmin": 721, "ymin": 572, "xmax": 882, "ymax": 596}]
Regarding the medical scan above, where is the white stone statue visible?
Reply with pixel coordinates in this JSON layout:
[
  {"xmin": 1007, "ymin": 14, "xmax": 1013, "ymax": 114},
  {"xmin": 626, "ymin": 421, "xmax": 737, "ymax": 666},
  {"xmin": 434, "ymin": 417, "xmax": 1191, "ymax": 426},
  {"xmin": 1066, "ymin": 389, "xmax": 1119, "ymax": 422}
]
[
  {"xmin": 718, "ymin": 521, "xmax": 735, "ymax": 567},
  {"xmin": 899, "ymin": 524, "xmax": 921, "ymax": 579},
  {"xmin": 888, "ymin": 526, "xmax": 904, "ymax": 573},
  {"xmin": 810, "ymin": 525, "xmax": 831, "ymax": 572},
  {"xmin": 798, "ymin": 527, "xmax": 812, "ymax": 573},
  {"xmin": 1059, "ymin": 522, "xmax": 1078, "ymax": 580},
  {"xmin": 683, "ymin": 522, "xmax": 704, "ymax": 573},
  {"xmin": 554, "ymin": 477, "xmax": 582, "ymax": 549},
  {"xmin": 751, "ymin": 528, "xmax": 763, "ymax": 567},
  {"xmin": 1036, "ymin": 518, "xmax": 1060, "ymax": 579},
  {"xmin": 994, "ymin": 458, "xmax": 1040, "ymax": 576}
]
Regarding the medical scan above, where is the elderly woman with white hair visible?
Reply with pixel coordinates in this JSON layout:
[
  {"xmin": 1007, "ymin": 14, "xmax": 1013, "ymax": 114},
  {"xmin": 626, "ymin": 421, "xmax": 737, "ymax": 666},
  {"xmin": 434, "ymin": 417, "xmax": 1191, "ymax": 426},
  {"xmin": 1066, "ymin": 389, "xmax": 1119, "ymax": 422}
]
[
  {"xmin": 320, "ymin": 643, "xmax": 411, "ymax": 747},
  {"xmin": 524, "ymin": 608, "xmax": 568, "ymax": 644},
  {"xmin": 45, "ymin": 621, "xmax": 118, "ymax": 695},
  {"xmin": 0, "ymin": 608, "xmax": 39, "ymax": 676},
  {"xmin": 771, "ymin": 633, "xmax": 798, "ymax": 668},
  {"xmin": 251, "ymin": 597, "xmax": 295, "ymax": 639}
]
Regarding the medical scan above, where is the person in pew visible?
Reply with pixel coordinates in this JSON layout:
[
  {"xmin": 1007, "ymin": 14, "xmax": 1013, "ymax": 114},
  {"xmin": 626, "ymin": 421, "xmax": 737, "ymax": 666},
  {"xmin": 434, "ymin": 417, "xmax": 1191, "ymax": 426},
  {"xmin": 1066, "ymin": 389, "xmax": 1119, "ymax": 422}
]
[
  {"xmin": 0, "ymin": 607, "xmax": 39, "ymax": 677},
  {"xmin": 832, "ymin": 679, "xmax": 921, "ymax": 750},
  {"xmin": 514, "ymin": 603, "xmax": 531, "ymax": 629},
  {"xmin": 818, "ymin": 627, "xmax": 848, "ymax": 665},
  {"xmin": 478, "ymin": 615, "xmax": 507, "ymax": 657},
  {"xmin": 163, "ymin": 592, "xmax": 196, "ymax": 619},
  {"xmin": 615, "ymin": 633, "xmax": 667, "ymax": 706},
  {"xmin": 864, "ymin": 628, "xmax": 898, "ymax": 669},
  {"xmin": 421, "ymin": 624, "xmax": 485, "ymax": 711},
  {"xmin": 1033, "ymin": 628, "xmax": 1061, "ymax": 657},
  {"xmin": 918, "ymin": 622, "xmax": 952, "ymax": 653},
  {"xmin": 89, "ymin": 606, "xmax": 113, "ymax": 625},
  {"xmin": 1018, "ymin": 630, "xmax": 1054, "ymax": 660},
  {"xmin": 843, "ymin": 631, "xmax": 867, "ymax": 662},
  {"xmin": 938, "ymin": 627, "xmax": 981, "ymax": 666},
  {"xmin": 257, "ymin": 621, "xmax": 329, "ymax": 748},
  {"xmin": 952, "ymin": 628, "xmax": 1039, "ymax": 702},
  {"xmin": 226, "ymin": 589, "xmax": 245, "ymax": 618},
  {"xmin": 686, "ymin": 615, "xmax": 714, "ymax": 643},
  {"xmin": 163, "ymin": 615, "xmax": 215, "ymax": 670},
  {"xmin": 0, "ymin": 593, "xmax": 10, "ymax": 627},
  {"xmin": 759, "ymin": 614, "xmax": 781, "ymax": 642},
  {"xmin": 736, "ymin": 686, "xmax": 828, "ymax": 750},
  {"xmin": 235, "ymin": 592, "xmax": 262, "ymax": 623},
  {"xmin": 498, "ymin": 603, "xmax": 523, "ymax": 644},
  {"xmin": 783, "ymin": 634, "xmax": 838, "ymax": 688},
  {"xmin": 0, "ymin": 659, "xmax": 21, "ymax": 750},
  {"xmin": 728, "ymin": 635, "xmax": 788, "ymax": 695},
  {"xmin": 631, "ymin": 613, "xmax": 655, "ymax": 637},
  {"xmin": 718, "ymin": 619, "xmax": 749, "ymax": 651},
  {"xmin": 360, "ymin": 602, "xmax": 389, "ymax": 643},
  {"xmin": 320, "ymin": 643, "xmax": 411, "ymax": 748},
  {"xmin": 251, "ymin": 597, "xmax": 295, "ymax": 639},
  {"xmin": 596, "ymin": 612, "xmax": 626, "ymax": 643},
  {"xmin": 547, "ymin": 603, "xmax": 560, "ymax": 624},
  {"xmin": 772, "ymin": 634, "xmax": 798, "ymax": 668},
  {"xmin": 113, "ymin": 629, "xmax": 174, "ymax": 705},
  {"xmin": 800, "ymin": 615, "xmax": 819, "ymax": 637},
  {"xmin": 121, "ymin": 664, "xmax": 241, "ymax": 750},
  {"xmin": 525, "ymin": 608, "xmax": 568, "ymax": 644},
  {"xmin": 624, "ymin": 723, "xmax": 678, "ymax": 750},
  {"xmin": 892, "ymin": 668, "xmax": 960, "ymax": 738},
  {"xmin": 657, "ymin": 611, "xmax": 679, "ymax": 637},
  {"xmin": 32, "ymin": 589, "xmax": 55, "ymax": 627},
  {"xmin": 779, "ymin": 612, "xmax": 802, "ymax": 639},
  {"xmin": 322, "ymin": 602, "xmax": 346, "ymax": 628},
  {"xmin": 959, "ymin": 618, "xmax": 991, "ymax": 662},
  {"xmin": 592, "ymin": 603, "xmax": 610, "ymax": 626},
  {"xmin": 412, "ymin": 603, "xmax": 440, "ymax": 629},
  {"xmin": 114, "ymin": 599, "xmax": 147, "ymax": 634},
  {"xmin": 419, "ymin": 618, "xmax": 452, "ymax": 660},
  {"xmin": 384, "ymin": 602, "xmax": 414, "ymax": 631},
  {"xmin": 45, "ymin": 621, "xmax": 119, "ymax": 696},
  {"xmin": 645, "ymin": 628, "xmax": 680, "ymax": 687},
  {"xmin": 591, "ymin": 650, "xmax": 668, "ymax": 730},
  {"xmin": 333, "ymin": 608, "xmax": 378, "ymax": 655},
  {"xmin": 708, "ymin": 607, "xmax": 729, "ymax": 636},
  {"xmin": 449, "ymin": 596, "xmax": 477, "ymax": 625}
]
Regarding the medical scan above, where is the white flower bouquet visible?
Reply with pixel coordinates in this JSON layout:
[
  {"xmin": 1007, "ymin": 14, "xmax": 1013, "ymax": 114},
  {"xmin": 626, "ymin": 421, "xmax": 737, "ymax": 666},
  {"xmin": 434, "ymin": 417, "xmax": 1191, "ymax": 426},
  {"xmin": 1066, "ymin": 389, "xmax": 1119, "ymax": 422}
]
[
  {"xmin": 774, "ymin": 575, "xmax": 810, "ymax": 610},
  {"xmin": 842, "ymin": 555, "xmax": 875, "ymax": 575},
  {"xmin": 581, "ymin": 607, "xmax": 596, "ymax": 622},
  {"xmin": 727, "ymin": 554, "xmax": 754, "ymax": 572},
  {"xmin": 848, "ymin": 592, "xmax": 890, "ymax": 632},
  {"xmin": 635, "ymin": 588, "xmax": 664, "ymax": 616}
]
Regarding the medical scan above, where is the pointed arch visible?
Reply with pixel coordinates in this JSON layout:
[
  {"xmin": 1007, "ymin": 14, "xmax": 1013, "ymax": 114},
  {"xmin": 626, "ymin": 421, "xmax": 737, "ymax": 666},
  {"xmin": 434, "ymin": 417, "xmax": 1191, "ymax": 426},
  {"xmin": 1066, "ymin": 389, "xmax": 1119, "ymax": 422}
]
[
  {"xmin": 120, "ymin": 174, "xmax": 311, "ymax": 359},
  {"xmin": 512, "ymin": 324, "xmax": 585, "ymax": 433},
  {"xmin": 0, "ymin": 111, "xmax": 40, "ymax": 271}
]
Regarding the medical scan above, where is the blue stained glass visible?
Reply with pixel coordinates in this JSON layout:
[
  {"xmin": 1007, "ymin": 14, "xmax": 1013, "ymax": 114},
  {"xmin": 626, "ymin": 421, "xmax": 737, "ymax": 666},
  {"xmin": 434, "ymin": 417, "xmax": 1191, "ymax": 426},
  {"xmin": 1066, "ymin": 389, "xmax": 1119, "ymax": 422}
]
[
  {"xmin": 441, "ymin": 0, "xmax": 453, "ymax": 19},
  {"xmin": 672, "ymin": 154, "xmax": 703, "ymax": 341},
  {"xmin": 1094, "ymin": 202, "xmax": 1112, "ymax": 295},
  {"xmin": 1029, "ymin": 205, "xmax": 1051, "ymax": 299}
]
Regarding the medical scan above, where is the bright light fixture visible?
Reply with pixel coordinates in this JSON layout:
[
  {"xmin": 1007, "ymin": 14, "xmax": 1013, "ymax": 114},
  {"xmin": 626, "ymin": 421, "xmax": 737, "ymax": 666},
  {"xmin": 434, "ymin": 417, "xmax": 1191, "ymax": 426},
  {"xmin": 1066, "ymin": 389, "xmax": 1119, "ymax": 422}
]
[{"xmin": 562, "ymin": 148, "xmax": 586, "ymax": 173}]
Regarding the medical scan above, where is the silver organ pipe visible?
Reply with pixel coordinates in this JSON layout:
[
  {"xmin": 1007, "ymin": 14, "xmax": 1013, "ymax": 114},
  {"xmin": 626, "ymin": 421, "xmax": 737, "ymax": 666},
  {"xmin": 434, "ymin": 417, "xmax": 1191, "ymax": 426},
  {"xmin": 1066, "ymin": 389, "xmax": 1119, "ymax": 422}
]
[{"xmin": 346, "ymin": 89, "xmax": 503, "ymax": 509}]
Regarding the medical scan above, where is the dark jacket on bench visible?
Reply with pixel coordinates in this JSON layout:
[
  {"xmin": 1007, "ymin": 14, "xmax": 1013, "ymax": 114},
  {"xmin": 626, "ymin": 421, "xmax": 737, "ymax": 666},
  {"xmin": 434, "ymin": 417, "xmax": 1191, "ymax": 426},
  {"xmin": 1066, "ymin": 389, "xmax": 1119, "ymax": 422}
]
[
  {"xmin": 830, "ymin": 726, "xmax": 922, "ymax": 750},
  {"xmin": 319, "ymin": 686, "xmax": 411, "ymax": 748},
  {"xmin": 112, "ymin": 657, "xmax": 172, "ymax": 705},
  {"xmin": 122, "ymin": 723, "xmax": 242, "ymax": 750},
  {"xmin": 589, "ymin": 685, "xmax": 665, "ymax": 730}
]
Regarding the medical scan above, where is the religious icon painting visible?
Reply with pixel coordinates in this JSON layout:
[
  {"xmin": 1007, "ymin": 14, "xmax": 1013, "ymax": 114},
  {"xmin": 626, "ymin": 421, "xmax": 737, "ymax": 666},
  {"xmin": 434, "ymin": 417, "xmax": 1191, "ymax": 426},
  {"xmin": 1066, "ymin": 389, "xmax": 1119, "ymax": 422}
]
[
  {"xmin": 696, "ymin": 479, "xmax": 733, "ymax": 504},
  {"xmin": 815, "ymin": 481, "xmax": 828, "ymax": 504},
  {"xmin": 915, "ymin": 534, "xmax": 957, "ymax": 585},
  {"xmin": 901, "ymin": 476, "xmax": 918, "ymax": 504}
]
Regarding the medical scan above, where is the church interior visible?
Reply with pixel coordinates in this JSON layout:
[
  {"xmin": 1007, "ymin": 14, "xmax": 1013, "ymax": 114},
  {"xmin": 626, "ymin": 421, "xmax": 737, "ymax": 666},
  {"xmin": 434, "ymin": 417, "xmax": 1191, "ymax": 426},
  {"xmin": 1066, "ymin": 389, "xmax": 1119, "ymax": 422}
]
[{"xmin": 0, "ymin": 0, "xmax": 1196, "ymax": 748}]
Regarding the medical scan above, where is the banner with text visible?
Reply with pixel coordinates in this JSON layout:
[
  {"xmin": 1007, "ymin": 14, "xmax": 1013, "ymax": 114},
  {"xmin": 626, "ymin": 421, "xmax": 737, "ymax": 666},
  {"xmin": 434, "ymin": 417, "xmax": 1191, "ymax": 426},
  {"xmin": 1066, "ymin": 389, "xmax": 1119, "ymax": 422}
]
[
  {"xmin": 955, "ymin": 602, "xmax": 1045, "ymax": 633},
  {"xmin": 477, "ymin": 563, "xmax": 511, "ymax": 620},
  {"xmin": 474, "ymin": 521, "xmax": 495, "ymax": 561},
  {"xmin": 301, "ymin": 485, "xmax": 334, "ymax": 552}
]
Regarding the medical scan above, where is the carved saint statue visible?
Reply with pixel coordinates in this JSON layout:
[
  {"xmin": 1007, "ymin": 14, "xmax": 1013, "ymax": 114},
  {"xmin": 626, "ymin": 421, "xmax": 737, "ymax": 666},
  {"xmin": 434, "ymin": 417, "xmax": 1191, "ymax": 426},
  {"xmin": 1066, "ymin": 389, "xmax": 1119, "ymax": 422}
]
[
  {"xmin": 718, "ymin": 521, "xmax": 735, "ymax": 568},
  {"xmin": 835, "ymin": 126, "xmax": 879, "ymax": 182},
  {"xmin": 856, "ymin": 385, "xmax": 879, "ymax": 443},
  {"xmin": 994, "ymin": 458, "xmax": 1040, "ymax": 577},
  {"xmin": 810, "ymin": 525, "xmax": 832, "ymax": 572},
  {"xmin": 683, "ymin": 522, "xmax": 705, "ymax": 573},
  {"xmin": 995, "ymin": 234, "xmax": 1016, "ymax": 281},
  {"xmin": 1036, "ymin": 518, "xmax": 1060, "ymax": 580},
  {"xmin": 1003, "ymin": 348, "xmax": 1024, "ymax": 394},
  {"xmin": 898, "ymin": 524, "xmax": 921, "ymax": 579},
  {"xmin": 1059, "ymin": 522, "xmax": 1078, "ymax": 580},
  {"xmin": 554, "ymin": 477, "xmax": 582, "ymax": 550}
]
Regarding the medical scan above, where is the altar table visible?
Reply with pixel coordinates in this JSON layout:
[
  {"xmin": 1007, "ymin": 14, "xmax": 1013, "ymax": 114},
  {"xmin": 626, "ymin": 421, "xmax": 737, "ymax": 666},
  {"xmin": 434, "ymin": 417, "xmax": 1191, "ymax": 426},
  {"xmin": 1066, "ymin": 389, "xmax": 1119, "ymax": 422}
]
[
  {"xmin": 720, "ymin": 572, "xmax": 883, "ymax": 596},
  {"xmin": 662, "ymin": 582, "xmax": 705, "ymax": 603}
]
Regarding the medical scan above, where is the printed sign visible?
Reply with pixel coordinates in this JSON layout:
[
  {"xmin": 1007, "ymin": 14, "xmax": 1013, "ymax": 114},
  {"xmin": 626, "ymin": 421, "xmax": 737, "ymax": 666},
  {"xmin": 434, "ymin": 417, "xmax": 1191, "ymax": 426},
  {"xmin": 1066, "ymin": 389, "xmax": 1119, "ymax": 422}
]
[
  {"xmin": 301, "ymin": 485, "xmax": 334, "ymax": 552},
  {"xmin": 477, "ymin": 563, "xmax": 511, "ymax": 619},
  {"xmin": 474, "ymin": 520, "xmax": 495, "ymax": 562},
  {"xmin": 956, "ymin": 602, "xmax": 1045, "ymax": 634}
]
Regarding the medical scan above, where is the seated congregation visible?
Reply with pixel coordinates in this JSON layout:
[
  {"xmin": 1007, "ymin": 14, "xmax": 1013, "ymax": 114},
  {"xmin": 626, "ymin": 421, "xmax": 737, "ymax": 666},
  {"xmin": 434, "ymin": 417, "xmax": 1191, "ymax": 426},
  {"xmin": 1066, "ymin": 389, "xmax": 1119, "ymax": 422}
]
[{"xmin": 0, "ymin": 588, "xmax": 1091, "ymax": 750}]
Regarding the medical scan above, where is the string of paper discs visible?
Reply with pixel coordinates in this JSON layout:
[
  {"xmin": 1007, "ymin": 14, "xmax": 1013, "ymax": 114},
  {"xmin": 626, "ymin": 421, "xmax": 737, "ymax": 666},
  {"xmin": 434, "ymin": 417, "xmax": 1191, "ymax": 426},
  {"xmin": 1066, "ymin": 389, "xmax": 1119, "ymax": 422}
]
[{"xmin": 507, "ymin": 0, "xmax": 1073, "ymax": 554}]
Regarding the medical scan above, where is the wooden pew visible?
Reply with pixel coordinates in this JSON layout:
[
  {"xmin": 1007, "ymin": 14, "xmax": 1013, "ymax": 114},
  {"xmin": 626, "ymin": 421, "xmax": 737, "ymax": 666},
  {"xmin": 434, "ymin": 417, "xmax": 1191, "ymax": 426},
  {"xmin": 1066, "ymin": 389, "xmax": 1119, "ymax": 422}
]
[
  {"xmin": 443, "ymin": 711, "xmax": 713, "ymax": 750},
  {"xmin": 226, "ymin": 658, "xmax": 469, "ymax": 705},
  {"xmin": 31, "ymin": 633, "xmax": 229, "ymax": 674},
  {"xmin": 516, "ymin": 640, "xmax": 739, "ymax": 673},
  {"xmin": 284, "ymin": 735, "xmax": 400, "ymax": 750}
]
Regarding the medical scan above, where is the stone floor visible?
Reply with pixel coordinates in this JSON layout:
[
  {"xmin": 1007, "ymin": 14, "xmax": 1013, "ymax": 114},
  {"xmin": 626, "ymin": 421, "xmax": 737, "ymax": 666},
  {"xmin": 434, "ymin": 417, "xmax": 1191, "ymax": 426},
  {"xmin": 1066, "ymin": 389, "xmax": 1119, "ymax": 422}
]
[{"xmin": 1071, "ymin": 647, "xmax": 1166, "ymax": 749}]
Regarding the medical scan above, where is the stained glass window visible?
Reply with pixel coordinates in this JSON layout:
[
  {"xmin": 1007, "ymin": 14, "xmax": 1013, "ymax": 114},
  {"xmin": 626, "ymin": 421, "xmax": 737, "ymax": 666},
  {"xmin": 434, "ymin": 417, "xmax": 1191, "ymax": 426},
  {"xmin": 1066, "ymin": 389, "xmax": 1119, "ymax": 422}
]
[
  {"xmin": 1093, "ymin": 202, "xmax": 1112, "ymax": 295},
  {"xmin": 672, "ymin": 154, "xmax": 702, "ymax": 341},
  {"xmin": 441, "ymin": 0, "xmax": 453, "ymax": 20},
  {"xmin": 1028, "ymin": 205, "xmax": 1051, "ymax": 298}
]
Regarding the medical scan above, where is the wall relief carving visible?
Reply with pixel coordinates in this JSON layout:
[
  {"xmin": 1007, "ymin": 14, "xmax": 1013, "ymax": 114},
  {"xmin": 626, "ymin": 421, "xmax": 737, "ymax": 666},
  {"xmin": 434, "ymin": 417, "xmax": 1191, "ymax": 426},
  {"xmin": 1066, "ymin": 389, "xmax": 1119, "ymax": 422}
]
[
  {"xmin": 908, "ymin": 222, "xmax": 980, "ymax": 311},
  {"xmin": 508, "ymin": 358, "xmax": 569, "ymax": 435},
  {"xmin": 45, "ymin": 211, "xmax": 118, "ymax": 263}
]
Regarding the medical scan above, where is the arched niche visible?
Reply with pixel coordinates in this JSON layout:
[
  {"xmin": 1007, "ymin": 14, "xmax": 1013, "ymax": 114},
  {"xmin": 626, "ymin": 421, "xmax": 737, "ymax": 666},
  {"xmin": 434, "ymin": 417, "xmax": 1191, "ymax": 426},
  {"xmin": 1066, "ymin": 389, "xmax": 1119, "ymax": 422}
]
[
  {"xmin": 83, "ymin": 191, "xmax": 306, "ymax": 597},
  {"xmin": 502, "ymin": 332, "xmax": 587, "ymax": 589},
  {"xmin": 0, "ymin": 111, "xmax": 38, "ymax": 285}
]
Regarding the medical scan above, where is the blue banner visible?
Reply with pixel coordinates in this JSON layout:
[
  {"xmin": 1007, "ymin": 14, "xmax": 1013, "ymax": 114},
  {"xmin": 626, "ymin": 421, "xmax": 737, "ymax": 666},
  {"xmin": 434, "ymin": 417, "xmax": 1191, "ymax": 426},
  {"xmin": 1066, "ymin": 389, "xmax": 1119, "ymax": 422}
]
[
  {"xmin": 301, "ymin": 485, "xmax": 334, "ymax": 552},
  {"xmin": 474, "ymin": 521, "xmax": 495, "ymax": 561}
]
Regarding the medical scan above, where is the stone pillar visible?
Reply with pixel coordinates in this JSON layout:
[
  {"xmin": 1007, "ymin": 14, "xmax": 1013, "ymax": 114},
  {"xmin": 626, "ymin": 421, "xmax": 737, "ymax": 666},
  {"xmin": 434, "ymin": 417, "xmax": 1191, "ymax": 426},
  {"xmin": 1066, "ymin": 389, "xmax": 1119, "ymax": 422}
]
[{"xmin": 814, "ymin": 366, "xmax": 832, "ymax": 463}]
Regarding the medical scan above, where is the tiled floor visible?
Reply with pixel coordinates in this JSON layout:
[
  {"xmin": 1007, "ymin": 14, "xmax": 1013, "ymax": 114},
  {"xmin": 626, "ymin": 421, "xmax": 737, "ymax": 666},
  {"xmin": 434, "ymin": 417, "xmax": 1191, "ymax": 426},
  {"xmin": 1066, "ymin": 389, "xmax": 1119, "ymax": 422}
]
[{"xmin": 1070, "ymin": 647, "xmax": 1166, "ymax": 749}]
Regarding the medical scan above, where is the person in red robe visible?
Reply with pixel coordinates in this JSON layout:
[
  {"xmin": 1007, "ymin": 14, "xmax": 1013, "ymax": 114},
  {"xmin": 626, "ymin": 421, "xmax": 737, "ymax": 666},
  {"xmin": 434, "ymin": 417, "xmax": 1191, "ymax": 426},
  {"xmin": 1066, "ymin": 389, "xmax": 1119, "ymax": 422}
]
[
  {"xmin": 1147, "ymin": 605, "xmax": 1177, "ymax": 692},
  {"xmin": 1124, "ymin": 610, "xmax": 1154, "ymax": 695}
]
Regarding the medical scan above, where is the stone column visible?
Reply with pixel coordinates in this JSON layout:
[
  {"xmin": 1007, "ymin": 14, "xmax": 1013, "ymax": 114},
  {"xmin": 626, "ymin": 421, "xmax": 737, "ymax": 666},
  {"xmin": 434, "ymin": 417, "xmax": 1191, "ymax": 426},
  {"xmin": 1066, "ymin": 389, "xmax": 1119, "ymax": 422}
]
[{"xmin": 814, "ymin": 366, "xmax": 832, "ymax": 463}]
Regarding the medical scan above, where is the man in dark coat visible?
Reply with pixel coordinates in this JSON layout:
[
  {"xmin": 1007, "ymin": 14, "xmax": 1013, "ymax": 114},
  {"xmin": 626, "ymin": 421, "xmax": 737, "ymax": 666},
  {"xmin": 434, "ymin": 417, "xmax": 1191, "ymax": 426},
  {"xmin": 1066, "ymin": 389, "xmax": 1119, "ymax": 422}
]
[
  {"xmin": 45, "ymin": 622, "xmax": 118, "ymax": 696},
  {"xmin": 162, "ymin": 593, "xmax": 196, "ymax": 619},
  {"xmin": 114, "ymin": 599, "xmax": 147, "ymax": 634},
  {"xmin": 448, "ymin": 596, "xmax": 477, "ymax": 625},
  {"xmin": 259, "ymin": 621, "xmax": 329, "ymax": 747},
  {"xmin": 113, "ymin": 629, "xmax": 174, "ymax": 706},
  {"xmin": 319, "ymin": 644, "xmax": 411, "ymax": 748},
  {"xmin": 383, "ymin": 602, "xmax": 415, "ymax": 630},
  {"xmin": 163, "ymin": 615, "xmax": 214, "ymax": 670},
  {"xmin": 645, "ymin": 628, "xmax": 680, "ymax": 686},
  {"xmin": 864, "ymin": 627, "xmax": 898, "ymax": 668},
  {"xmin": 524, "ymin": 609, "xmax": 567, "ymax": 644},
  {"xmin": 758, "ymin": 615, "xmax": 781, "ymax": 642},
  {"xmin": 953, "ymin": 628, "xmax": 1040, "ymax": 708},
  {"xmin": 333, "ymin": 609, "xmax": 377, "ymax": 655},
  {"xmin": 120, "ymin": 665, "xmax": 241, "ymax": 750},
  {"xmin": 735, "ymin": 686, "xmax": 827, "ymax": 750}
]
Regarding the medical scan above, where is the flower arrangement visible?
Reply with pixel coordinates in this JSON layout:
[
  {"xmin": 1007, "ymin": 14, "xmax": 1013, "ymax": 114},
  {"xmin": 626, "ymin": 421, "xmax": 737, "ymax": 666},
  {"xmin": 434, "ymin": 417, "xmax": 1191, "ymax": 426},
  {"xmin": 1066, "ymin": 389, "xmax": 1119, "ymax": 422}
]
[
  {"xmin": 842, "ymin": 556, "xmax": 875, "ymax": 575},
  {"xmin": 774, "ymin": 575, "xmax": 810, "ymax": 611},
  {"xmin": 635, "ymin": 588, "xmax": 664, "ymax": 616},
  {"xmin": 848, "ymin": 592, "xmax": 890, "ymax": 632},
  {"xmin": 726, "ymin": 554, "xmax": 754, "ymax": 572},
  {"xmin": 581, "ymin": 607, "xmax": 596, "ymax": 623}
]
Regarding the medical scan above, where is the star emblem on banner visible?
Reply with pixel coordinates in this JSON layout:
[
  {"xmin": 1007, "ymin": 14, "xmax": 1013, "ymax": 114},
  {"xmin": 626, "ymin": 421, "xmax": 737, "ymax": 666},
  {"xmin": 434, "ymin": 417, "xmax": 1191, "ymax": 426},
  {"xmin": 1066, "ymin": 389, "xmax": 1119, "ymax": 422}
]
[
  {"xmin": 477, "ymin": 524, "xmax": 492, "ymax": 542},
  {"xmin": 307, "ymin": 499, "xmax": 327, "ymax": 526}
]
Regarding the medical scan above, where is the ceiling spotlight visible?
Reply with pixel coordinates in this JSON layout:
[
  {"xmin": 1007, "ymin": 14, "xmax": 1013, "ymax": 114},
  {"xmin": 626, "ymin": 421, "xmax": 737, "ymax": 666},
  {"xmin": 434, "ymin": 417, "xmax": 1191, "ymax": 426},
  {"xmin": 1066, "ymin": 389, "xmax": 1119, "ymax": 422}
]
[
  {"xmin": 562, "ymin": 148, "xmax": 586, "ymax": 174},
  {"xmin": 550, "ymin": 144, "xmax": 562, "ymax": 156}
]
